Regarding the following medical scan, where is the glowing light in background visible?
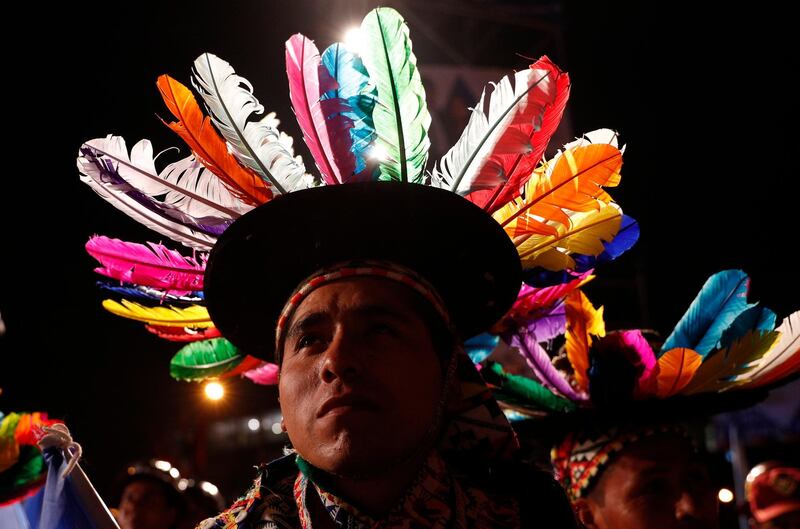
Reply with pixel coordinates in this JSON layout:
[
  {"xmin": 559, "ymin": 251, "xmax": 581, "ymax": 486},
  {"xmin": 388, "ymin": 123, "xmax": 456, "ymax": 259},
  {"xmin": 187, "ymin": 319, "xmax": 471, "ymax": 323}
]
[
  {"xmin": 718, "ymin": 488, "xmax": 734, "ymax": 503},
  {"xmin": 204, "ymin": 382, "xmax": 224, "ymax": 401},
  {"xmin": 343, "ymin": 27, "xmax": 363, "ymax": 53},
  {"xmin": 247, "ymin": 418, "xmax": 260, "ymax": 431}
]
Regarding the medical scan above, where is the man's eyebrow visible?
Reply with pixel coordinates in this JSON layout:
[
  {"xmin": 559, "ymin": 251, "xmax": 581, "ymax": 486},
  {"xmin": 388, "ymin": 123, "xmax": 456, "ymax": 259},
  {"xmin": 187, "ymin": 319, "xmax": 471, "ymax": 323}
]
[{"xmin": 286, "ymin": 312, "xmax": 328, "ymax": 339}]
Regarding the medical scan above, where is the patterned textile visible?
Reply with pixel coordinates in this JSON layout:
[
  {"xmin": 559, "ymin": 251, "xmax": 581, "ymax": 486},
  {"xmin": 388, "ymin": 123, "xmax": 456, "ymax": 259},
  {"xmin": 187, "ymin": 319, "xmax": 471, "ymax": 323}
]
[
  {"xmin": 199, "ymin": 452, "xmax": 519, "ymax": 529},
  {"xmin": 550, "ymin": 423, "xmax": 692, "ymax": 501}
]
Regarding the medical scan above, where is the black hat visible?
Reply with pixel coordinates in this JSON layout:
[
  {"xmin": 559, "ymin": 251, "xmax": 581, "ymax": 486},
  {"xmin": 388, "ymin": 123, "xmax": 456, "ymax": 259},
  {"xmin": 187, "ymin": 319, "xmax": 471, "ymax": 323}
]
[{"xmin": 204, "ymin": 182, "xmax": 522, "ymax": 360}]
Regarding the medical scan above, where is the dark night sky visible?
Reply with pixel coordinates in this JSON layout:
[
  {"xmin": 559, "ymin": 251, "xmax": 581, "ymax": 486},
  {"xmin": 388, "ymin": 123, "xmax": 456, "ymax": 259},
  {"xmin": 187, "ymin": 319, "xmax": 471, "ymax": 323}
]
[{"xmin": 1, "ymin": 0, "xmax": 797, "ymax": 501}]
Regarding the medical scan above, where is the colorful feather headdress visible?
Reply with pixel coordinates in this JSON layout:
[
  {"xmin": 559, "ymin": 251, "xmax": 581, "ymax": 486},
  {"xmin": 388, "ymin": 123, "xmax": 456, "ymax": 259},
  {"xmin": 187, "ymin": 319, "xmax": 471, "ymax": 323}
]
[
  {"xmin": 470, "ymin": 269, "xmax": 800, "ymax": 420},
  {"xmin": 78, "ymin": 7, "xmax": 637, "ymax": 384},
  {"xmin": 0, "ymin": 411, "xmax": 59, "ymax": 507}
]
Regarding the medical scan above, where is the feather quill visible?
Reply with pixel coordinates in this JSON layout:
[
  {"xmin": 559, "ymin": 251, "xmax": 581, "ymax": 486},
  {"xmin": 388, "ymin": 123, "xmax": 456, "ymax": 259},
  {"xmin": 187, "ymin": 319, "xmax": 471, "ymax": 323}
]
[
  {"xmin": 192, "ymin": 53, "xmax": 309, "ymax": 194},
  {"xmin": 433, "ymin": 57, "xmax": 569, "ymax": 212},
  {"xmin": 157, "ymin": 75, "xmax": 273, "ymax": 205},
  {"xmin": 359, "ymin": 7, "xmax": 431, "ymax": 183}
]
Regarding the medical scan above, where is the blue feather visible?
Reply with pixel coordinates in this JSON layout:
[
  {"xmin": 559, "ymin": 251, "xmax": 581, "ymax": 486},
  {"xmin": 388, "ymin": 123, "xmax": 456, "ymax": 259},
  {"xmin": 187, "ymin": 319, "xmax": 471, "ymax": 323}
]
[
  {"xmin": 96, "ymin": 281, "xmax": 204, "ymax": 305},
  {"xmin": 661, "ymin": 270, "xmax": 755, "ymax": 358},
  {"xmin": 321, "ymin": 43, "xmax": 378, "ymax": 177},
  {"xmin": 521, "ymin": 217, "xmax": 638, "ymax": 287},
  {"xmin": 596, "ymin": 214, "xmax": 640, "ymax": 264},
  {"xmin": 718, "ymin": 305, "xmax": 777, "ymax": 351},
  {"xmin": 463, "ymin": 333, "xmax": 500, "ymax": 363}
]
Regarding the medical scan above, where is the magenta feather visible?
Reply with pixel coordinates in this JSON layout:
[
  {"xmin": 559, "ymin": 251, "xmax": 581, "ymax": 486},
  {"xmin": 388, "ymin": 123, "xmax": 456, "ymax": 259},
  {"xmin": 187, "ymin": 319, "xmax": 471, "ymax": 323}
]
[
  {"xmin": 504, "ymin": 271, "xmax": 591, "ymax": 328},
  {"xmin": 145, "ymin": 325, "xmax": 221, "ymax": 342},
  {"xmin": 243, "ymin": 362, "xmax": 280, "ymax": 385},
  {"xmin": 611, "ymin": 330, "xmax": 658, "ymax": 398},
  {"xmin": 86, "ymin": 235, "xmax": 205, "ymax": 295},
  {"xmin": 286, "ymin": 34, "xmax": 355, "ymax": 185}
]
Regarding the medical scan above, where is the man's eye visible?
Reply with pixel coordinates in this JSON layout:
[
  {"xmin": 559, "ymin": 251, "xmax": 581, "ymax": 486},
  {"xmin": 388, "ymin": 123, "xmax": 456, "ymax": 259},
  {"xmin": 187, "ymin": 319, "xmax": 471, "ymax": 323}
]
[
  {"xmin": 297, "ymin": 335, "xmax": 322, "ymax": 349},
  {"xmin": 368, "ymin": 323, "xmax": 396, "ymax": 336}
]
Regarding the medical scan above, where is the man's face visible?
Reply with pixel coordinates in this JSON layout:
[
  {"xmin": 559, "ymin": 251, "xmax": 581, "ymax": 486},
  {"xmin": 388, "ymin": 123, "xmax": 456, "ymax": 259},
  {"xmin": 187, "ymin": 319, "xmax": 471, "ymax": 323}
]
[
  {"xmin": 118, "ymin": 479, "xmax": 178, "ymax": 529},
  {"xmin": 278, "ymin": 277, "xmax": 445, "ymax": 478},
  {"xmin": 578, "ymin": 434, "xmax": 719, "ymax": 529}
]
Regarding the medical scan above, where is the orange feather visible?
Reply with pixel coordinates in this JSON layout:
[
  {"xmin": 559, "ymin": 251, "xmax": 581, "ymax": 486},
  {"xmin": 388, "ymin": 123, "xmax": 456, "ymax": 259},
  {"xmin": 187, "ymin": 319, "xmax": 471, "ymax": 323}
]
[
  {"xmin": 654, "ymin": 348, "xmax": 702, "ymax": 397},
  {"xmin": 565, "ymin": 289, "xmax": 605, "ymax": 391},
  {"xmin": 157, "ymin": 75, "xmax": 272, "ymax": 206}
]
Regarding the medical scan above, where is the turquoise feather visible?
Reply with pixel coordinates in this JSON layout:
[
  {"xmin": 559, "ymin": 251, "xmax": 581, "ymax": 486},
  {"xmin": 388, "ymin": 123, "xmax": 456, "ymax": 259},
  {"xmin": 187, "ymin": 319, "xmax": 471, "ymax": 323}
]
[
  {"xmin": 359, "ymin": 7, "xmax": 431, "ymax": 183},
  {"xmin": 661, "ymin": 270, "xmax": 756, "ymax": 358},
  {"xmin": 321, "ymin": 43, "xmax": 378, "ymax": 178}
]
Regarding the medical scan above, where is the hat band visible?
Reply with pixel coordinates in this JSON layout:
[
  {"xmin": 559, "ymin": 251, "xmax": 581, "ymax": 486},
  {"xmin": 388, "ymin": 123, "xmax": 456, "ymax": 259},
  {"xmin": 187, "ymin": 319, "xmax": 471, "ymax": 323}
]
[{"xmin": 274, "ymin": 260, "xmax": 451, "ymax": 363}]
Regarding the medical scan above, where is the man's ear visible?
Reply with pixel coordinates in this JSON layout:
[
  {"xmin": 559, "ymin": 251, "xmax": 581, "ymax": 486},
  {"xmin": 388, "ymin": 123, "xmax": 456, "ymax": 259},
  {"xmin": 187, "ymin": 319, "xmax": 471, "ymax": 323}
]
[{"xmin": 573, "ymin": 498, "xmax": 601, "ymax": 529}]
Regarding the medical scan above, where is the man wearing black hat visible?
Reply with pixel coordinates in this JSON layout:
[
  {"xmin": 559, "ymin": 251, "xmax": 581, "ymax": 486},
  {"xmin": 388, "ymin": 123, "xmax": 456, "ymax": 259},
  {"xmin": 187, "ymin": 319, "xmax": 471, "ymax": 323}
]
[{"xmin": 200, "ymin": 183, "xmax": 578, "ymax": 529}]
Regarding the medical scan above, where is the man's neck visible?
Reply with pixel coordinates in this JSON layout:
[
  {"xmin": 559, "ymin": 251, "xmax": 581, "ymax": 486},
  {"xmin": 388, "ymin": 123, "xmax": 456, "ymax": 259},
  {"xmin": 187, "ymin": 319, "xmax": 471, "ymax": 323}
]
[{"xmin": 307, "ymin": 449, "xmax": 433, "ymax": 519}]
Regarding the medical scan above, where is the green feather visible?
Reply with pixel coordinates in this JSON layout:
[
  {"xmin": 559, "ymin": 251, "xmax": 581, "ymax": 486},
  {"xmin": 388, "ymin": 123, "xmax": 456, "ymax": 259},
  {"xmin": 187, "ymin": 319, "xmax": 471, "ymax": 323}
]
[
  {"xmin": 484, "ymin": 362, "xmax": 577, "ymax": 413},
  {"xmin": 0, "ymin": 446, "xmax": 46, "ymax": 502},
  {"xmin": 169, "ymin": 338, "xmax": 243, "ymax": 382},
  {"xmin": 360, "ymin": 7, "xmax": 431, "ymax": 183}
]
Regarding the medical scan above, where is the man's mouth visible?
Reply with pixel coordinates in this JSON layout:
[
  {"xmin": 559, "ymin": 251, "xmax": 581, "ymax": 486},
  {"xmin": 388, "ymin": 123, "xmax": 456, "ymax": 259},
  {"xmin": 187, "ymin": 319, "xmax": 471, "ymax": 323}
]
[{"xmin": 317, "ymin": 394, "xmax": 381, "ymax": 417}]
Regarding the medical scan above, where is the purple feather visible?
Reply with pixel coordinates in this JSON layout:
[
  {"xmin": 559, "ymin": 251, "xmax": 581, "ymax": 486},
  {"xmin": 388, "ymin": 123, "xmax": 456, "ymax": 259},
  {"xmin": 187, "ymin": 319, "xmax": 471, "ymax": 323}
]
[{"xmin": 511, "ymin": 321, "xmax": 585, "ymax": 401}]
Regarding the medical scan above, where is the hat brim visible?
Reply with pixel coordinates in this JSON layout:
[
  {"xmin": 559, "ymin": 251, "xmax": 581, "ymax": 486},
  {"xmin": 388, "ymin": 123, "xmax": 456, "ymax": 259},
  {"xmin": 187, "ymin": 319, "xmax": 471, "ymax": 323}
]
[{"xmin": 204, "ymin": 183, "xmax": 522, "ymax": 361}]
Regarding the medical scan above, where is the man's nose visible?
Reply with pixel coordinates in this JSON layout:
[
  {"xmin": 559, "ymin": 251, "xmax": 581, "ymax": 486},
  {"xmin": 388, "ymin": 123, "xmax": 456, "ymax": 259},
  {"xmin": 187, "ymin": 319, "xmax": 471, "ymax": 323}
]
[
  {"xmin": 320, "ymin": 328, "xmax": 363, "ymax": 383},
  {"xmin": 675, "ymin": 489, "xmax": 713, "ymax": 525}
]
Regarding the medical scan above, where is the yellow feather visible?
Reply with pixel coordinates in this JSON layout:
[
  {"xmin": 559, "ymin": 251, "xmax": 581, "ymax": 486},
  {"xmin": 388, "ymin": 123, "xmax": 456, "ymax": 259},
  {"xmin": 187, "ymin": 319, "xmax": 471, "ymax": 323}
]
[
  {"xmin": 102, "ymin": 299, "xmax": 213, "ymax": 327},
  {"xmin": 565, "ymin": 290, "xmax": 606, "ymax": 391},
  {"xmin": 682, "ymin": 330, "xmax": 781, "ymax": 394},
  {"xmin": 516, "ymin": 204, "xmax": 623, "ymax": 270}
]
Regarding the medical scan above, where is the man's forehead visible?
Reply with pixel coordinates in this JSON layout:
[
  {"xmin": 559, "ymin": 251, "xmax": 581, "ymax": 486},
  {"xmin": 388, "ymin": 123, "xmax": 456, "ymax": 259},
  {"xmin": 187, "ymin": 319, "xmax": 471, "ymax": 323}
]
[{"xmin": 291, "ymin": 277, "xmax": 422, "ymax": 319}]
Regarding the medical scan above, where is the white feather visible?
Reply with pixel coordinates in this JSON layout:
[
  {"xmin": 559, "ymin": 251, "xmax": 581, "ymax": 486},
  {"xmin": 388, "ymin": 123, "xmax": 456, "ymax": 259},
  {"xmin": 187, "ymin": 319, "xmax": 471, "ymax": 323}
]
[
  {"xmin": 83, "ymin": 136, "xmax": 251, "ymax": 219},
  {"xmin": 192, "ymin": 53, "xmax": 310, "ymax": 194},
  {"xmin": 431, "ymin": 67, "xmax": 556, "ymax": 195},
  {"xmin": 78, "ymin": 137, "xmax": 222, "ymax": 250}
]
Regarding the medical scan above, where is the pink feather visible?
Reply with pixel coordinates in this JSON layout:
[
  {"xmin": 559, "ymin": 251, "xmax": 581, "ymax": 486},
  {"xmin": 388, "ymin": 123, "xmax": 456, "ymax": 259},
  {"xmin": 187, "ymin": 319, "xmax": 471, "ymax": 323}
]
[
  {"xmin": 612, "ymin": 330, "xmax": 658, "ymax": 398},
  {"xmin": 86, "ymin": 235, "xmax": 205, "ymax": 295},
  {"xmin": 499, "ymin": 272, "xmax": 592, "ymax": 331},
  {"xmin": 468, "ymin": 56, "xmax": 571, "ymax": 213},
  {"xmin": 243, "ymin": 362, "xmax": 280, "ymax": 385},
  {"xmin": 145, "ymin": 325, "xmax": 221, "ymax": 342},
  {"xmin": 286, "ymin": 34, "xmax": 355, "ymax": 185}
]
